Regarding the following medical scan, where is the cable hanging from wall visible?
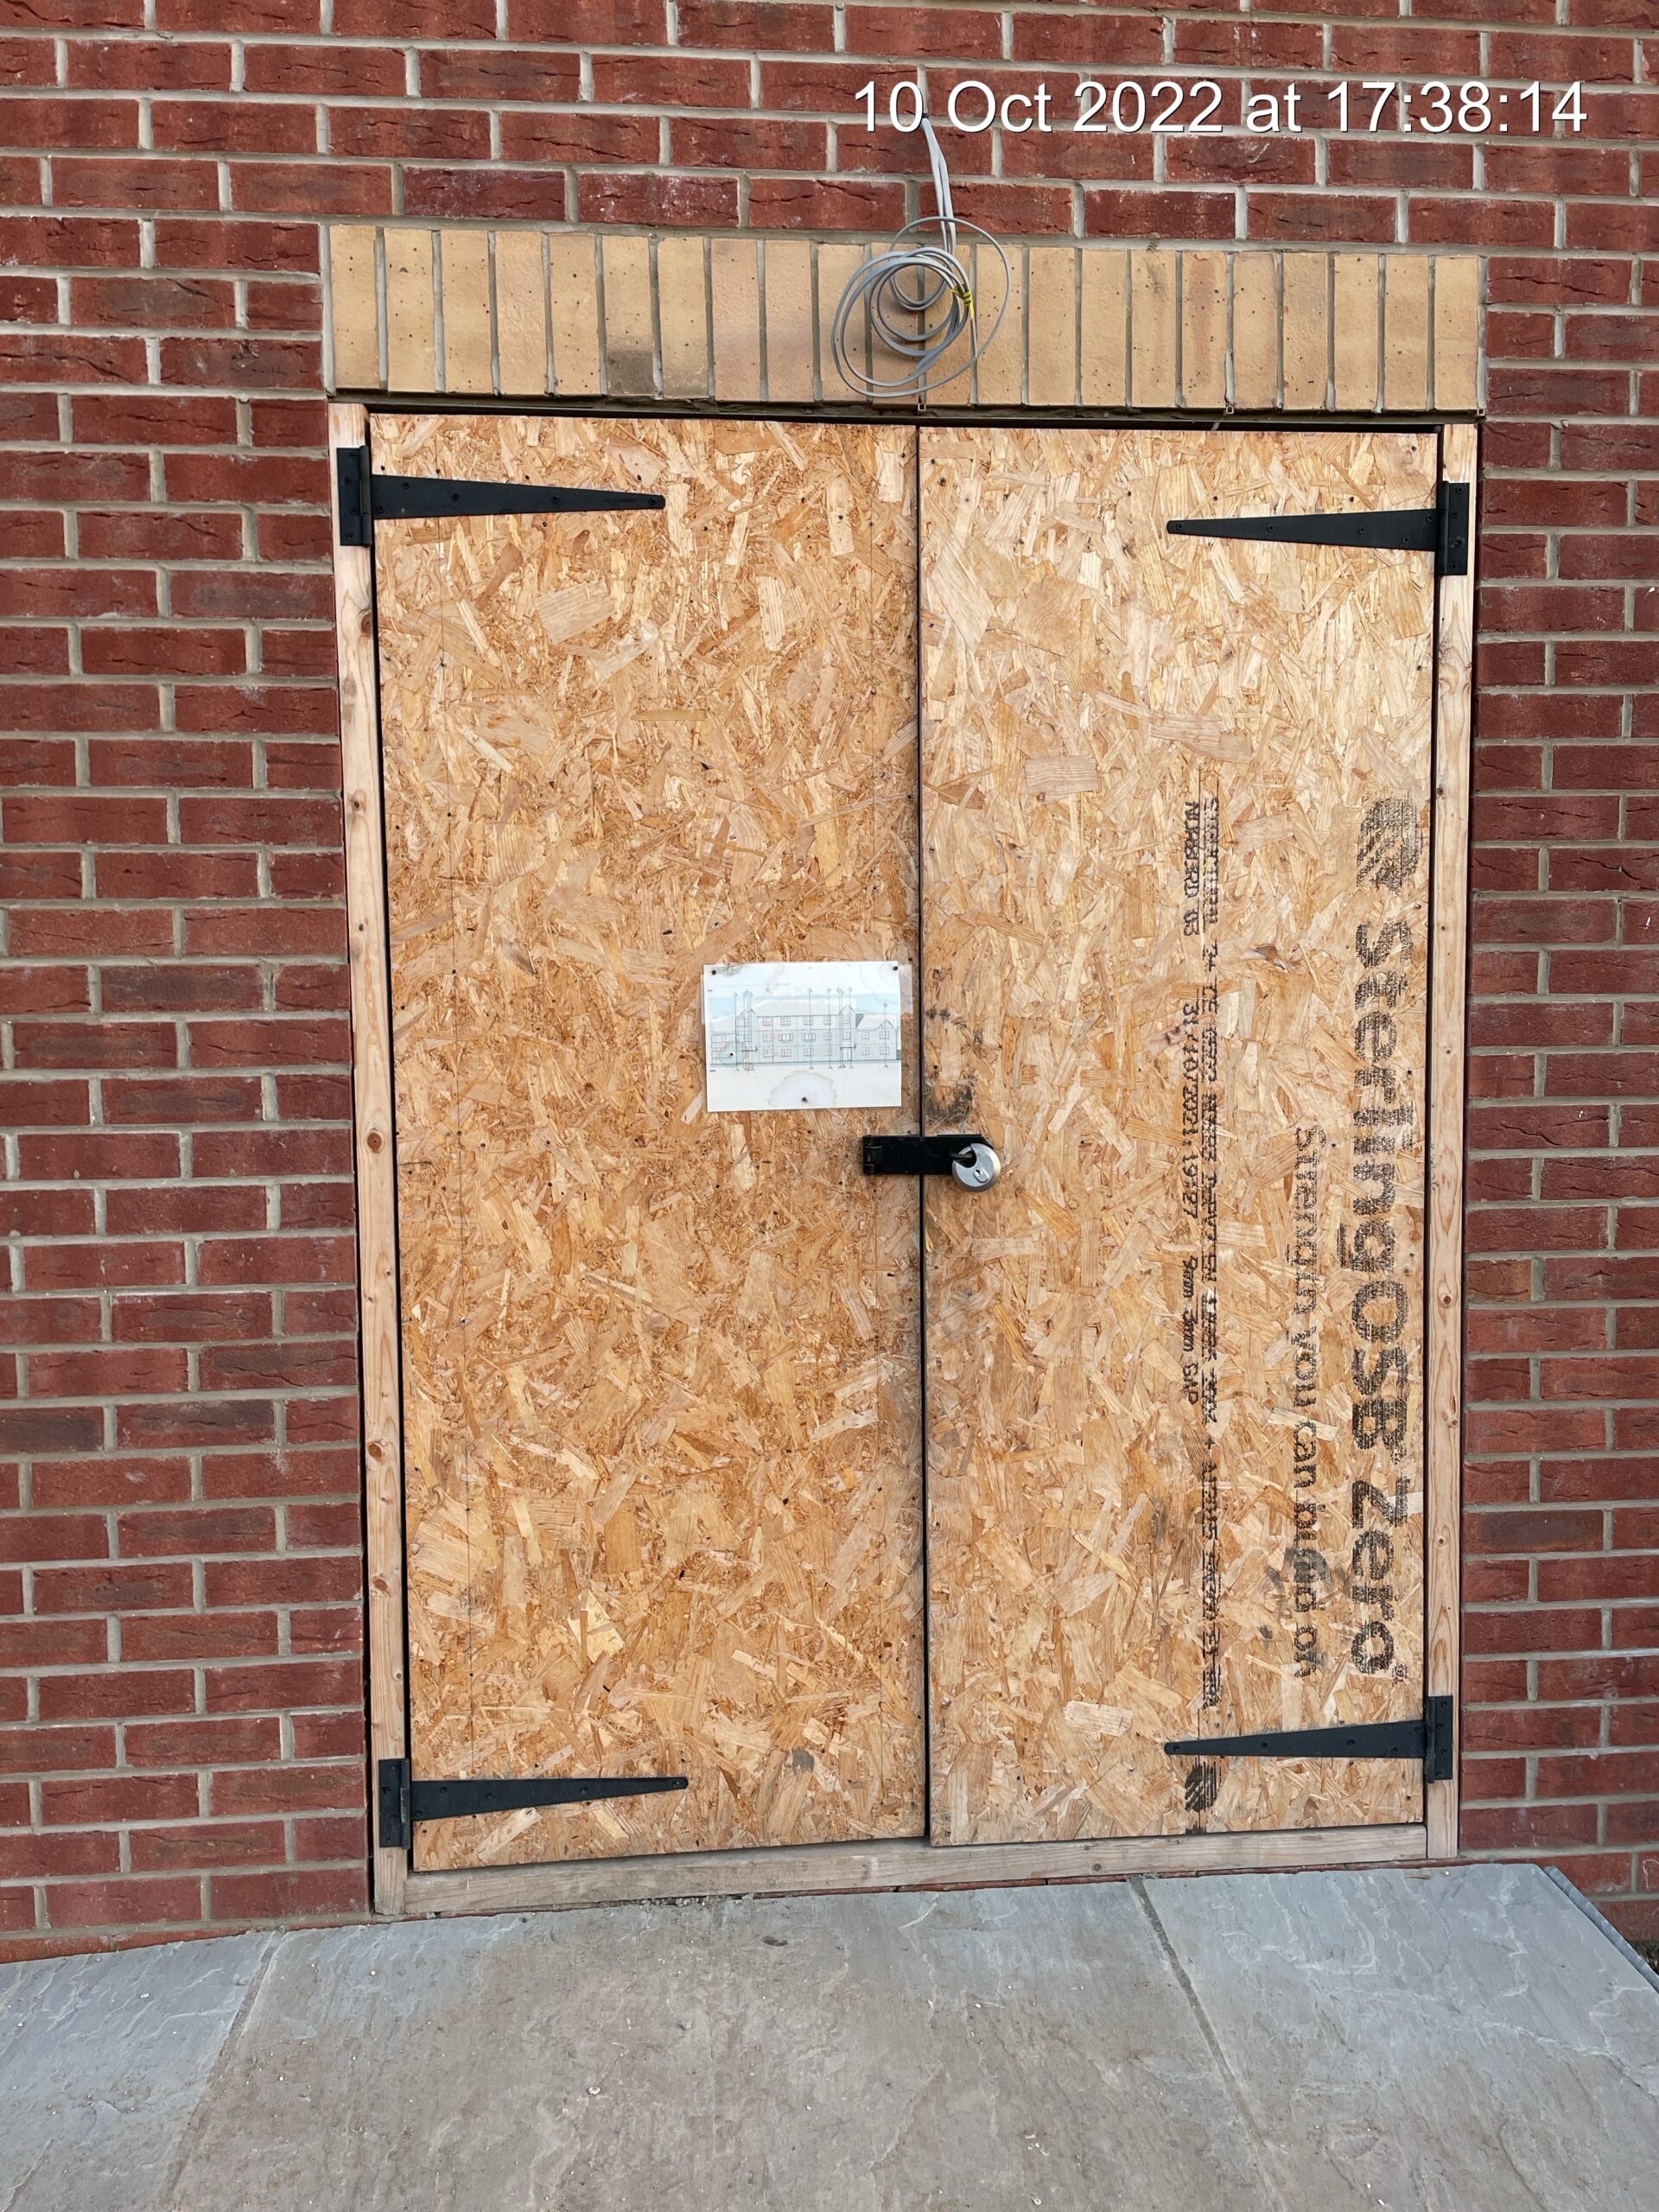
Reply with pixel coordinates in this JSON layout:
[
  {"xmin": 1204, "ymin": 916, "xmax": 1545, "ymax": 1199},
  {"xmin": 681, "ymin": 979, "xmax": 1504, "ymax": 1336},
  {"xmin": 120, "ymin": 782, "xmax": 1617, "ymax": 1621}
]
[{"xmin": 830, "ymin": 116, "xmax": 1008, "ymax": 403}]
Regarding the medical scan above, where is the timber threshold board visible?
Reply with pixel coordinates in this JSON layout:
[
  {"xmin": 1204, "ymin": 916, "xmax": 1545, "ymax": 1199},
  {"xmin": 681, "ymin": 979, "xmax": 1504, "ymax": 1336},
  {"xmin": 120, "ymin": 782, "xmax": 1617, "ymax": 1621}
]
[{"xmin": 404, "ymin": 1824, "xmax": 1430, "ymax": 1920}]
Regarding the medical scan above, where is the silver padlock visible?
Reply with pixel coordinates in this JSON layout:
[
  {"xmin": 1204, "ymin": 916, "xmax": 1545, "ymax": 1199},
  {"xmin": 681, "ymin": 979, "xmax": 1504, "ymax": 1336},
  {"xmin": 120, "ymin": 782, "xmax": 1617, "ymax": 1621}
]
[{"xmin": 951, "ymin": 1141, "xmax": 1001, "ymax": 1191}]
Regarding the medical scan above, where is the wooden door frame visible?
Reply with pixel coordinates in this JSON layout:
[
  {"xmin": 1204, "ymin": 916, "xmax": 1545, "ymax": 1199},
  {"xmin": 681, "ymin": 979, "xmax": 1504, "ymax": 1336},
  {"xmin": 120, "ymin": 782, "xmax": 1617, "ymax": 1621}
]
[{"xmin": 333, "ymin": 403, "xmax": 1474, "ymax": 1922}]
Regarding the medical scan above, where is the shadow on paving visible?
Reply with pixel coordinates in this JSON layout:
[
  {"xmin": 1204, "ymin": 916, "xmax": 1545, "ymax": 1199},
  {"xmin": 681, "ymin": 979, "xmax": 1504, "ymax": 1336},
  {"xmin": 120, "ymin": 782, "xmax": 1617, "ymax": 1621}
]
[{"xmin": 2, "ymin": 1862, "xmax": 1656, "ymax": 2211}]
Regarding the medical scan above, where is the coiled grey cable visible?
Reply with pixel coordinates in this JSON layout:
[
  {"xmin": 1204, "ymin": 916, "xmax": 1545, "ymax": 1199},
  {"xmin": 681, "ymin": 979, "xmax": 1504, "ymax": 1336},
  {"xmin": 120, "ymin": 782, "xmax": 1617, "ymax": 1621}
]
[{"xmin": 830, "ymin": 116, "xmax": 1008, "ymax": 402}]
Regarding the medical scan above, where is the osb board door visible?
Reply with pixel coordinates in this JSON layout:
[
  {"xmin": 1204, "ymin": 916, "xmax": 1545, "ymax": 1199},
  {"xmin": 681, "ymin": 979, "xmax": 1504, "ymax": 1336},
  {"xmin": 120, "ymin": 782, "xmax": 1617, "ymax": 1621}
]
[
  {"xmin": 921, "ymin": 427, "xmax": 1437, "ymax": 1846},
  {"xmin": 374, "ymin": 413, "xmax": 924, "ymax": 1871}
]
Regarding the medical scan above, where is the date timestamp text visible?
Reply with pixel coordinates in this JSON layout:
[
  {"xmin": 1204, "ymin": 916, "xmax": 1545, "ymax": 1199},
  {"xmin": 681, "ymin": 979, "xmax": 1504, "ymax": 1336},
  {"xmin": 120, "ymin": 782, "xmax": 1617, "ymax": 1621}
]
[{"xmin": 855, "ymin": 79, "xmax": 1589, "ymax": 138}]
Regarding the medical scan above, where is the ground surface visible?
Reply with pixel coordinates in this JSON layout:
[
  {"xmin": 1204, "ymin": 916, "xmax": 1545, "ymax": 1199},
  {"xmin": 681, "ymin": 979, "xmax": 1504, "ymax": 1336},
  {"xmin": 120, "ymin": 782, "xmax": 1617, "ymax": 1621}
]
[{"xmin": 2, "ymin": 1861, "xmax": 1656, "ymax": 2210}]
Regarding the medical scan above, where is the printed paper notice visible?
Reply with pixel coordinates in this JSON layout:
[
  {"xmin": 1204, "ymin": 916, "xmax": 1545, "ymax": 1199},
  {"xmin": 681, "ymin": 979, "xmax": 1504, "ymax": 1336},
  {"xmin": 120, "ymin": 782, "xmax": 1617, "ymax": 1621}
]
[{"xmin": 702, "ymin": 961, "xmax": 904, "ymax": 1113}]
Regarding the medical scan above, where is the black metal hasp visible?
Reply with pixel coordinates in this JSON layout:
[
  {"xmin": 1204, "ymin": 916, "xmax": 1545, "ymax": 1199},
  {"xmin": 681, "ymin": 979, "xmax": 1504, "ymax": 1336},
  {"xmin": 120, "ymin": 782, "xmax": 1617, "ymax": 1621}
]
[
  {"xmin": 1167, "ymin": 480, "xmax": 1470, "ymax": 578},
  {"xmin": 336, "ymin": 444, "xmax": 664, "ymax": 548},
  {"xmin": 862, "ymin": 1134, "xmax": 989, "ymax": 1175},
  {"xmin": 1164, "ymin": 1695, "xmax": 1454, "ymax": 1784},
  {"xmin": 377, "ymin": 1758, "xmax": 687, "ymax": 1852}
]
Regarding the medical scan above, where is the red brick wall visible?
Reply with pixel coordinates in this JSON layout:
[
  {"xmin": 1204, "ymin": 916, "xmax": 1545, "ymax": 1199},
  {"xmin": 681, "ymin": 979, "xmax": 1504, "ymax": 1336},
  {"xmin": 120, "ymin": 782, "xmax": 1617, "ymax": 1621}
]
[{"xmin": 2, "ymin": 2, "xmax": 1656, "ymax": 1954}]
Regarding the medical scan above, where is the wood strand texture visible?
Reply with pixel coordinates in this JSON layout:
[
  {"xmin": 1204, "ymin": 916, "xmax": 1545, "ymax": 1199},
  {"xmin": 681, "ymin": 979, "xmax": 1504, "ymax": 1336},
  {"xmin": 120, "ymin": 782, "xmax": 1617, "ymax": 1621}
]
[
  {"xmin": 373, "ymin": 414, "xmax": 925, "ymax": 1871},
  {"xmin": 919, "ymin": 428, "xmax": 1436, "ymax": 1846}
]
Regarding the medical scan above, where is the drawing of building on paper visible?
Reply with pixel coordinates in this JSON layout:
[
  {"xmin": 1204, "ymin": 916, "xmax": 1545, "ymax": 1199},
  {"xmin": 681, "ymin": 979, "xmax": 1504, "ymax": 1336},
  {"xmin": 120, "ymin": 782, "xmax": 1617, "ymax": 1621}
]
[
  {"xmin": 706, "ymin": 994, "xmax": 898, "ymax": 1068},
  {"xmin": 702, "ymin": 961, "xmax": 904, "ymax": 1113}
]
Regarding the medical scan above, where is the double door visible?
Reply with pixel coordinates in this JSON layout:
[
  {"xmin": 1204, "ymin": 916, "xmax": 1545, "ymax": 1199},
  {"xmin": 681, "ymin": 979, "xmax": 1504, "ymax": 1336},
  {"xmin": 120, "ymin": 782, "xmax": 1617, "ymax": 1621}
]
[{"xmin": 372, "ymin": 415, "xmax": 1440, "ymax": 1872}]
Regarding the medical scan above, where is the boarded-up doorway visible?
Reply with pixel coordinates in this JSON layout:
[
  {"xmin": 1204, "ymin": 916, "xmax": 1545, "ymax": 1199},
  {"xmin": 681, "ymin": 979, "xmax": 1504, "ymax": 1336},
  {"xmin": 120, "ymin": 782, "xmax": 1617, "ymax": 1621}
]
[{"xmin": 350, "ymin": 412, "xmax": 1467, "ymax": 1887}]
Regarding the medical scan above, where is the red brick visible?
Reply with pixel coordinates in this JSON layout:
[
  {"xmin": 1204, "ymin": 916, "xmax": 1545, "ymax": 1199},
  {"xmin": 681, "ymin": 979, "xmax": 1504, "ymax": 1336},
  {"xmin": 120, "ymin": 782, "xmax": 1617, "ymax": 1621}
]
[
  {"xmin": 152, "ymin": 216, "xmax": 320, "ymax": 273},
  {"xmin": 156, "ymin": 335, "xmax": 323, "ymax": 390},
  {"xmin": 335, "ymin": 0, "xmax": 490, "ymax": 30},
  {"xmin": 51, "ymin": 157, "xmax": 219, "ymax": 212},
  {"xmin": 0, "ymin": 1513, "xmax": 109, "ymax": 1565},
  {"xmin": 200, "ymin": 1452, "xmax": 353, "ymax": 1506},
  {"xmin": 208, "ymin": 1866, "xmax": 365, "ymax": 1920},
  {"xmin": 204, "ymin": 1657, "xmax": 359, "ymax": 1714},
  {"xmin": 111, "ymin": 1291, "xmax": 270, "ymax": 1343},
  {"xmin": 124, "ymin": 1714, "xmax": 280, "ymax": 1768},
  {"xmin": 94, "ymin": 851, "xmax": 259, "ymax": 900},
  {"xmin": 328, "ymin": 105, "xmax": 490, "ymax": 162},
  {"xmin": 1539, "ymin": 1654, "xmax": 1659, "ymax": 1702},
  {"xmin": 46, "ymin": 1876, "xmax": 200, "ymax": 1929},
  {"xmin": 131, "ymin": 1820, "xmax": 287, "ymax": 1872},
  {"xmin": 1540, "ymin": 1554, "xmax": 1659, "ymax": 1604},
  {"xmin": 114, "ymin": 1400, "xmax": 277, "ymax": 1451},
  {"xmin": 102, "ymin": 1076, "xmax": 263, "ymax": 1126},
  {"xmin": 0, "ymin": 1192, "xmax": 97, "ymax": 1239},
  {"xmin": 281, "ymin": 1398, "xmax": 357, "ymax": 1448},
  {"xmin": 665, "ymin": 115, "xmax": 823, "ymax": 170},
  {"xmin": 117, "ymin": 1507, "xmax": 276, "ymax": 1557},
  {"xmin": 1466, "ymin": 1557, "xmax": 1532, "ymax": 1605},
  {"xmin": 1, "ymin": 1078, "xmax": 93, "ymax": 1130},
  {"xmin": 0, "ymin": 1833, "xmax": 121, "ymax": 1882},
  {"xmin": 210, "ymin": 1759, "xmax": 362, "ymax": 1815},
  {"xmin": 575, "ymin": 172, "xmax": 739, "ymax": 227},
  {"xmin": 35, "ymin": 1668, "xmax": 194, "ymax": 1721},
  {"xmin": 33, "ymin": 1560, "xmax": 192, "ymax": 1615},
  {"xmin": 1014, "ymin": 10, "xmax": 1166, "ymax": 63},
  {"xmin": 281, "ymin": 1183, "xmax": 353, "ymax": 1230},
  {"xmin": 1084, "ymin": 189, "xmax": 1236, "ymax": 243},
  {"xmin": 675, "ymin": 0, "xmax": 826, "ymax": 47},
  {"xmin": 289, "ymin": 1604, "xmax": 361, "ymax": 1655},
  {"xmin": 1544, "ymin": 1157, "xmax": 1659, "ymax": 1202},
  {"xmin": 206, "ymin": 1554, "xmax": 361, "ymax": 1607},
  {"xmin": 1470, "ymin": 1503, "xmax": 1609, "ymax": 1558},
  {"xmin": 1549, "ymin": 1055, "xmax": 1659, "ymax": 1099},
  {"xmin": 0, "ymin": 97, "xmax": 139, "ymax": 151},
  {"xmin": 172, "ymin": 683, "xmax": 335, "ymax": 737},
  {"xmin": 242, "ymin": 43, "xmax": 404, "ymax": 97},
  {"xmin": 0, "ymin": 1724, "xmax": 118, "ymax": 1777},
  {"xmin": 66, "ymin": 37, "xmax": 232, "ymax": 92},
  {"xmin": 1462, "ymin": 1802, "xmax": 1603, "ymax": 1852},
  {"xmin": 18, "ymin": 1129, "xmax": 179, "ymax": 1179},
  {"xmin": 0, "ymin": 1616, "xmax": 106, "ymax": 1668},
  {"xmin": 292, "ymin": 1709, "xmax": 363, "ymax": 1761},
  {"xmin": 30, "ymin": 1344, "xmax": 188, "ymax": 1397},
  {"xmin": 416, "ymin": 48, "xmax": 581, "ymax": 101},
  {"xmin": 592, "ymin": 53, "xmax": 749, "ymax": 106},
  {"xmin": 31, "ymin": 1456, "xmax": 191, "ymax": 1509},
  {"xmin": 1539, "ymin": 1752, "xmax": 1659, "ymax": 1800},
  {"xmin": 39, "ymin": 1771, "xmax": 200, "ymax": 1826},
  {"xmin": 103, "ymin": 1185, "xmax": 265, "ymax": 1235},
  {"xmin": 294, "ymin": 1812, "xmax": 365, "ymax": 1861},
  {"xmin": 124, "ymin": 1611, "xmax": 279, "ymax": 1662}
]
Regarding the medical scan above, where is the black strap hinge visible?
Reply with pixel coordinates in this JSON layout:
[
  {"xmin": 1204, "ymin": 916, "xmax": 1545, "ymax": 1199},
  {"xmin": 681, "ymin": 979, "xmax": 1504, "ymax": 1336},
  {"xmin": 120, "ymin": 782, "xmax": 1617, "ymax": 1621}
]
[
  {"xmin": 336, "ymin": 444, "xmax": 665, "ymax": 547},
  {"xmin": 1167, "ymin": 481, "xmax": 1469, "ymax": 578},
  {"xmin": 1165, "ymin": 1694, "xmax": 1454, "ymax": 1783},
  {"xmin": 378, "ymin": 1754, "xmax": 410, "ymax": 1850},
  {"xmin": 377, "ymin": 1757, "xmax": 686, "ymax": 1850},
  {"xmin": 1436, "ymin": 480, "xmax": 1471, "ymax": 579},
  {"xmin": 337, "ymin": 443, "xmax": 371, "ymax": 548}
]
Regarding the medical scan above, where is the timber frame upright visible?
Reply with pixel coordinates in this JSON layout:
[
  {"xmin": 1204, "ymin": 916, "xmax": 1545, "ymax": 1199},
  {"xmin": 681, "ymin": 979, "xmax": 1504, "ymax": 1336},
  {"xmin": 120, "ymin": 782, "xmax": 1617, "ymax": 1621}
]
[{"xmin": 328, "ymin": 236, "xmax": 1479, "ymax": 1921}]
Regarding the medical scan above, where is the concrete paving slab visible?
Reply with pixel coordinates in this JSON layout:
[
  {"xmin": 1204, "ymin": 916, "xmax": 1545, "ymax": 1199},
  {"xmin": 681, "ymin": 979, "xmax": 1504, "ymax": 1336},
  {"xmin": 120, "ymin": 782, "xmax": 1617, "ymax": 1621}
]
[
  {"xmin": 0, "ymin": 1933, "xmax": 271, "ymax": 2212},
  {"xmin": 163, "ymin": 1886, "xmax": 1272, "ymax": 2212},
  {"xmin": 2, "ymin": 1864, "xmax": 1655, "ymax": 2212},
  {"xmin": 1142, "ymin": 1861, "xmax": 1659, "ymax": 2212}
]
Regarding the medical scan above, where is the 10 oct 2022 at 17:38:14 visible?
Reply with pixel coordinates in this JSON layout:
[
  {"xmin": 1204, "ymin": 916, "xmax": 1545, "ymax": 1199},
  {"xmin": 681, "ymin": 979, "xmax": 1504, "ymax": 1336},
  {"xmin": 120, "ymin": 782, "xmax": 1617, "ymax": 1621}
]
[{"xmin": 852, "ymin": 74, "xmax": 1591, "ymax": 141}]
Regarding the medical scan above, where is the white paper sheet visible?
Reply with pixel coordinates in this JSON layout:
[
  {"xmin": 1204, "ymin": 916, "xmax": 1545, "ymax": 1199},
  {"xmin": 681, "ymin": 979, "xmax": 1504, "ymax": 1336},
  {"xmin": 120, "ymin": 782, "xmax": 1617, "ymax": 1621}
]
[{"xmin": 702, "ymin": 961, "xmax": 905, "ymax": 1113}]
